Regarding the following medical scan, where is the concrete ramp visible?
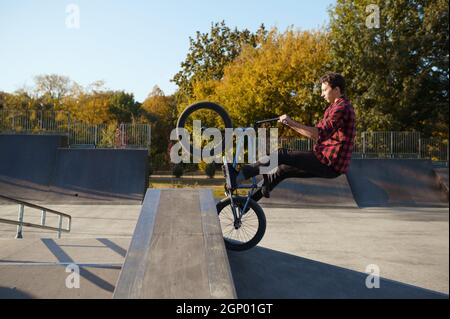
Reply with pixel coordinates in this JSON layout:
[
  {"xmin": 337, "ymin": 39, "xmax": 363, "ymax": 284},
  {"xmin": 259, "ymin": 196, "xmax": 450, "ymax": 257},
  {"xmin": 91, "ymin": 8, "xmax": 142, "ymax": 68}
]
[
  {"xmin": 0, "ymin": 134, "xmax": 148, "ymax": 204},
  {"xmin": 49, "ymin": 148, "xmax": 148, "ymax": 203},
  {"xmin": 0, "ymin": 264, "xmax": 120, "ymax": 299},
  {"xmin": 260, "ymin": 174, "xmax": 358, "ymax": 208},
  {"xmin": 114, "ymin": 189, "xmax": 236, "ymax": 299},
  {"xmin": 0, "ymin": 134, "xmax": 66, "ymax": 186},
  {"xmin": 347, "ymin": 159, "xmax": 449, "ymax": 207}
]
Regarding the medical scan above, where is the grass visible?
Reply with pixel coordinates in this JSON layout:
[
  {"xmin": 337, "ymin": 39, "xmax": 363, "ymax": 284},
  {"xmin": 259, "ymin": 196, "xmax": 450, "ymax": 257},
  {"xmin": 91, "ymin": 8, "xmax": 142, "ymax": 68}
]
[{"xmin": 149, "ymin": 172, "xmax": 248, "ymax": 199}]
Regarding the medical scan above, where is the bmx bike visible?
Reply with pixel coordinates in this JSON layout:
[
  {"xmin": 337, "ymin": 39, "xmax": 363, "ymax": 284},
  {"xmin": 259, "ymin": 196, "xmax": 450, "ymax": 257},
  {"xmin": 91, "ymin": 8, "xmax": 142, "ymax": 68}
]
[{"xmin": 176, "ymin": 101, "xmax": 280, "ymax": 251}]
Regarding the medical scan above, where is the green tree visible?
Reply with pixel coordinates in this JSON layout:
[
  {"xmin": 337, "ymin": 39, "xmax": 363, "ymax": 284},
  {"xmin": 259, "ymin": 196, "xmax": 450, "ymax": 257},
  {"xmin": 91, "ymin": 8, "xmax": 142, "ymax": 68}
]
[
  {"xmin": 0, "ymin": 92, "xmax": 8, "ymax": 109},
  {"xmin": 109, "ymin": 91, "xmax": 141, "ymax": 123},
  {"xmin": 329, "ymin": 0, "xmax": 449, "ymax": 138},
  {"xmin": 172, "ymin": 20, "xmax": 267, "ymax": 104},
  {"xmin": 142, "ymin": 86, "xmax": 177, "ymax": 156}
]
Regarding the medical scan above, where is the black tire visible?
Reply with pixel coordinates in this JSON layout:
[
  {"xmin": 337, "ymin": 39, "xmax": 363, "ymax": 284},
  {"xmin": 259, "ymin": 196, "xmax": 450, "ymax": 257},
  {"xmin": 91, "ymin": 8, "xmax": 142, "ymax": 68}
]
[
  {"xmin": 216, "ymin": 196, "xmax": 266, "ymax": 251},
  {"xmin": 176, "ymin": 101, "xmax": 233, "ymax": 156}
]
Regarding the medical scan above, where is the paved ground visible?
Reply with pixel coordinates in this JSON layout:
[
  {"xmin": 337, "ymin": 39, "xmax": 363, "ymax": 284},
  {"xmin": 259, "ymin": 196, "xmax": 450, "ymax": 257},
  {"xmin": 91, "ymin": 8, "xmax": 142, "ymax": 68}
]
[
  {"xmin": 229, "ymin": 205, "xmax": 449, "ymax": 298},
  {"xmin": 0, "ymin": 238, "xmax": 128, "ymax": 299},
  {"xmin": 0, "ymin": 205, "xmax": 141, "ymax": 238},
  {"xmin": 0, "ymin": 204, "xmax": 138, "ymax": 299},
  {"xmin": 0, "ymin": 264, "xmax": 121, "ymax": 299},
  {"xmin": 0, "ymin": 203, "xmax": 447, "ymax": 298}
]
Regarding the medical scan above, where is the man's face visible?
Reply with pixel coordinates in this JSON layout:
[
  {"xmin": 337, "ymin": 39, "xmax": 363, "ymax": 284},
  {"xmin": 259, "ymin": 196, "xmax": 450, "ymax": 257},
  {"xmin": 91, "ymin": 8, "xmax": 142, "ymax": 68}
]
[{"xmin": 321, "ymin": 82, "xmax": 340, "ymax": 103}]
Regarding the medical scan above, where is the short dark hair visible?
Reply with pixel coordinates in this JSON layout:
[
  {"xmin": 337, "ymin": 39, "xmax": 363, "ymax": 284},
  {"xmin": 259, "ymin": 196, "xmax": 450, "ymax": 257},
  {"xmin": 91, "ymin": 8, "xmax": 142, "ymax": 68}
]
[{"xmin": 320, "ymin": 72, "xmax": 346, "ymax": 95}]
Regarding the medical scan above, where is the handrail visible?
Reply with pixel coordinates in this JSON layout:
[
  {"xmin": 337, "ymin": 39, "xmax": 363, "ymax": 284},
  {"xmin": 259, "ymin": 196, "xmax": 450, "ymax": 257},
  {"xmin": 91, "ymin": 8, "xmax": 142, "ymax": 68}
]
[{"xmin": 0, "ymin": 194, "xmax": 71, "ymax": 239}]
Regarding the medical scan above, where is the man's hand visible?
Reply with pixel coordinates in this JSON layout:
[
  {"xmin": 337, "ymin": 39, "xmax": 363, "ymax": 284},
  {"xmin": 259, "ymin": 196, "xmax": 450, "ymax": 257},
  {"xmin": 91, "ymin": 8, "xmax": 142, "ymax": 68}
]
[
  {"xmin": 278, "ymin": 114, "xmax": 319, "ymax": 141},
  {"xmin": 279, "ymin": 114, "xmax": 293, "ymax": 126}
]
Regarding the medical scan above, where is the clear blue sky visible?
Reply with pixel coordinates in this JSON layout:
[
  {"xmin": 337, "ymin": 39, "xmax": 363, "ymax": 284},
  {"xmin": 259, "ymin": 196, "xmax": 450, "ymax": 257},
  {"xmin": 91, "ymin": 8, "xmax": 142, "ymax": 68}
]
[{"xmin": 0, "ymin": 0, "xmax": 335, "ymax": 102}]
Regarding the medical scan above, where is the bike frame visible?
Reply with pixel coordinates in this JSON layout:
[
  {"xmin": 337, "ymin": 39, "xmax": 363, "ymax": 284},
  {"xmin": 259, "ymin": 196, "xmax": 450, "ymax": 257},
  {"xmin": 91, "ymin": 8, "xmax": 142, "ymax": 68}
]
[{"xmin": 223, "ymin": 119, "xmax": 278, "ymax": 222}]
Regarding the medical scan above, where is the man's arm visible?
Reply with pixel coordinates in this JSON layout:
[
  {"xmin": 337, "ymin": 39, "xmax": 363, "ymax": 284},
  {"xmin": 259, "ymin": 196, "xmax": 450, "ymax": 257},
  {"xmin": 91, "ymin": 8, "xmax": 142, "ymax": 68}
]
[{"xmin": 279, "ymin": 115, "xmax": 319, "ymax": 141}]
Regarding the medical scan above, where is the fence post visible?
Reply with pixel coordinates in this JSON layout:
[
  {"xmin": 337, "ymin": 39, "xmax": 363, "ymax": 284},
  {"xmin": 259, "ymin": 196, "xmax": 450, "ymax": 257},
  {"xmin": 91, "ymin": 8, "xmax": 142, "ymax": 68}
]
[
  {"xmin": 121, "ymin": 123, "xmax": 124, "ymax": 147},
  {"xmin": 16, "ymin": 204, "xmax": 24, "ymax": 239},
  {"xmin": 41, "ymin": 210, "xmax": 46, "ymax": 226},
  {"xmin": 57, "ymin": 216, "xmax": 63, "ymax": 239},
  {"xmin": 418, "ymin": 134, "xmax": 421, "ymax": 159},
  {"xmin": 390, "ymin": 132, "xmax": 394, "ymax": 158},
  {"xmin": 447, "ymin": 141, "xmax": 449, "ymax": 167},
  {"xmin": 362, "ymin": 132, "xmax": 366, "ymax": 159},
  {"xmin": 67, "ymin": 114, "xmax": 71, "ymax": 146},
  {"xmin": 95, "ymin": 125, "xmax": 98, "ymax": 148}
]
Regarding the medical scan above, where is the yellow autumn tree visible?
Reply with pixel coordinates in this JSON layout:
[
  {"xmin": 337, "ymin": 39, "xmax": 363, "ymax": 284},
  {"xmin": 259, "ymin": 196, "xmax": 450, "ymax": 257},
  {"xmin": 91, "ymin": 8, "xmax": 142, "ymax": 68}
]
[
  {"xmin": 142, "ymin": 86, "xmax": 178, "ymax": 156},
  {"xmin": 190, "ymin": 28, "xmax": 332, "ymax": 136}
]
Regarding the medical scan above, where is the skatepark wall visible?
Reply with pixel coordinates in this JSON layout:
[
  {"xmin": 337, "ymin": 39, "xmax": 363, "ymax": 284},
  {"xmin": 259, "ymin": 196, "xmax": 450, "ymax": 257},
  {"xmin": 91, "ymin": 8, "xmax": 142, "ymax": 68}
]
[
  {"xmin": 0, "ymin": 134, "xmax": 67, "ymax": 185},
  {"xmin": 346, "ymin": 159, "xmax": 449, "ymax": 207},
  {"xmin": 0, "ymin": 134, "xmax": 148, "ymax": 204}
]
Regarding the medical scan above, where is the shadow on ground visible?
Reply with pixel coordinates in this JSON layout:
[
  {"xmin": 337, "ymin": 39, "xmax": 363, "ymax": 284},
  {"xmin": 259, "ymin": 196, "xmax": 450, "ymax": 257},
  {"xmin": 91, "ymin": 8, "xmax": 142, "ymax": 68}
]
[
  {"xmin": 227, "ymin": 246, "xmax": 448, "ymax": 299},
  {"xmin": 0, "ymin": 287, "xmax": 34, "ymax": 299}
]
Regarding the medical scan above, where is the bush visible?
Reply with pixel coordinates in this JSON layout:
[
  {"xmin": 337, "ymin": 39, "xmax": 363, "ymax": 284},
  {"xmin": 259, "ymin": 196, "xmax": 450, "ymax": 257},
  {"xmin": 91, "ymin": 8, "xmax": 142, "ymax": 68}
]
[
  {"xmin": 205, "ymin": 163, "xmax": 216, "ymax": 178},
  {"xmin": 172, "ymin": 164, "xmax": 184, "ymax": 178},
  {"xmin": 148, "ymin": 161, "xmax": 154, "ymax": 177},
  {"xmin": 183, "ymin": 162, "xmax": 199, "ymax": 173},
  {"xmin": 152, "ymin": 153, "xmax": 167, "ymax": 171},
  {"xmin": 198, "ymin": 161, "xmax": 207, "ymax": 173}
]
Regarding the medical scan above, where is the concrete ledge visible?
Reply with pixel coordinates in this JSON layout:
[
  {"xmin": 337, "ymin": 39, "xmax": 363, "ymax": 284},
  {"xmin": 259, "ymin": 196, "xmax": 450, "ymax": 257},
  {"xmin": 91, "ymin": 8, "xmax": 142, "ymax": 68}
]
[{"xmin": 113, "ymin": 189, "xmax": 236, "ymax": 299}]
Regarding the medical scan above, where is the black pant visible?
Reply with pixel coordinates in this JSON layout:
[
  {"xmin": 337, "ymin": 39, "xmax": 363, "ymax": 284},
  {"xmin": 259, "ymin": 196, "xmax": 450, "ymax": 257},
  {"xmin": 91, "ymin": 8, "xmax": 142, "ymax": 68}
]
[{"xmin": 242, "ymin": 148, "xmax": 341, "ymax": 202}]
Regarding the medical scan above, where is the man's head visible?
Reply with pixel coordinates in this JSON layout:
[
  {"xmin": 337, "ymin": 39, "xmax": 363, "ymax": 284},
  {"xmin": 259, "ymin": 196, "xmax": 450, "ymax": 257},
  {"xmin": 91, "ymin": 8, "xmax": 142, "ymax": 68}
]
[{"xmin": 320, "ymin": 72, "xmax": 346, "ymax": 103}]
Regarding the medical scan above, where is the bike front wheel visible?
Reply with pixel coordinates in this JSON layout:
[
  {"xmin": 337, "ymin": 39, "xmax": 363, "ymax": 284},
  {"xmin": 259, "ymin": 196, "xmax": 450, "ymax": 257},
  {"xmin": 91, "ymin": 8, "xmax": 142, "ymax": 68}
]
[{"xmin": 216, "ymin": 196, "xmax": 266, "ymax": 251}]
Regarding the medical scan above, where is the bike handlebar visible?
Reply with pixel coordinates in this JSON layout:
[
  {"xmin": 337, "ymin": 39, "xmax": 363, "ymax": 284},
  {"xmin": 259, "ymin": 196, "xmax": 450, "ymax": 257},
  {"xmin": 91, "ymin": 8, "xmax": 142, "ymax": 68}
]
[{"xmin": 254, "ymin": 117, "xmax": 280, "ymax": 126}]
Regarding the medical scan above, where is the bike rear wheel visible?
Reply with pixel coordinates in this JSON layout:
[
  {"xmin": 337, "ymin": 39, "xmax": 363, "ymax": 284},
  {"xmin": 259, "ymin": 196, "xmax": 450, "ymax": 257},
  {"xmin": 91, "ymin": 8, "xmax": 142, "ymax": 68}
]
[
  {"xmin": 176, "ymin": 101, "xmax": 233, "ymax": 156},
  {"xmin": 216, "ymin": 196, "xmax": 266, "ymax": 251}
]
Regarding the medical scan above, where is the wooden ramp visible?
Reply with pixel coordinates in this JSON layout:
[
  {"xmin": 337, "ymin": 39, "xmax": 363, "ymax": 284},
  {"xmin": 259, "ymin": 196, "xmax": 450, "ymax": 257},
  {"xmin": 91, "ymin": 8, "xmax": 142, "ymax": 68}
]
[{"xmin": 113, "ymin": 189, "xmax": 236, "ymax": 299}]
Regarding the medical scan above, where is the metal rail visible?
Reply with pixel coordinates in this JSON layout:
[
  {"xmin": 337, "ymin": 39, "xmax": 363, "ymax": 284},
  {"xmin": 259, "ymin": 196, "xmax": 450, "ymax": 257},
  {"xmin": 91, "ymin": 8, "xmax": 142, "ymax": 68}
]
[{"xmin": 0, "ymin": 194, "xmax": 71, "ymax": 239}]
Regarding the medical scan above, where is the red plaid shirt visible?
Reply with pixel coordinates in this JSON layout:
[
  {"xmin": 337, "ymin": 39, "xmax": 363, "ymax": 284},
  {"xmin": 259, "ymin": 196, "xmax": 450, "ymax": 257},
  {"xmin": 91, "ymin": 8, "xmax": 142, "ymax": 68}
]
[{"xmin": 313, "ymin": 97, "xmax": 356, "ymax": 174}]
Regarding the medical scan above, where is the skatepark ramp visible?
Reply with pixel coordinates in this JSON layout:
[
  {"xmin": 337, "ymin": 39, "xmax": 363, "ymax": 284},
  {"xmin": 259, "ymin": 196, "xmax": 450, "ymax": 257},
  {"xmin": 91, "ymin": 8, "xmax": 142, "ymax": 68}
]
[
  {"xmin": 114, "ymin": 189, "xmax": 236, "ymax": 299},
  {"xmin": 0, "ymin": 134, "xmax": 148, "ymax": 204},
  {"xmin": 346, "ymin": 159, "xmax": 449, "ymax": 207},
  {"xmin": 259, "ymin": 174, "xmax": 358, "ymax": 209}
]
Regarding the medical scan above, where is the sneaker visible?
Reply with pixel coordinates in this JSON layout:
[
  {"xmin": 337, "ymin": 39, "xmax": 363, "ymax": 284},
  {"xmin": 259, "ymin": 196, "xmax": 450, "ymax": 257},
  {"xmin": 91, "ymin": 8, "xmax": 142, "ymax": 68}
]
[
  {"xmin": 223, "ymin": 163, "xmax": 238, "ymax": 190},
  {"xmin": 261, "ymin": 174, "xmax": 270, "ymax": 198}
]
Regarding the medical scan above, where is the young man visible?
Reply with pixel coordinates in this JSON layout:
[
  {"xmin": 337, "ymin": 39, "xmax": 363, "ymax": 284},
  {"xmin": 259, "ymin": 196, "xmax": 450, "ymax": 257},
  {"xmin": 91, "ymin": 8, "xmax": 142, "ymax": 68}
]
[{"xmin": 228, "ymin": 72, "xmax": 356, "ymax": 201}]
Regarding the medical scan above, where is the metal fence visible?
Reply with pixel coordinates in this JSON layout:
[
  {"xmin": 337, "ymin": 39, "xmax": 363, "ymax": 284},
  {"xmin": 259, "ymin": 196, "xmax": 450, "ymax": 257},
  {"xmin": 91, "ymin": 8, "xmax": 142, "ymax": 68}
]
[
  {"xmin": 279, "ymin": 131, "xmax": 448, "ymax": 164},
  {"xmin": 0, "ymin": 109, "xmax": 151, "ymax": 149},
  {"xmin": 68, "ymin": 123, "xmax": 151, "ymax": 149},
  {"xmin": 0, "ymin": 109, "xmax": 69, "ymax": 134},
  {"xmin": 1, "ymin": 110, "xmax": 447, "ymax": 162}
]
